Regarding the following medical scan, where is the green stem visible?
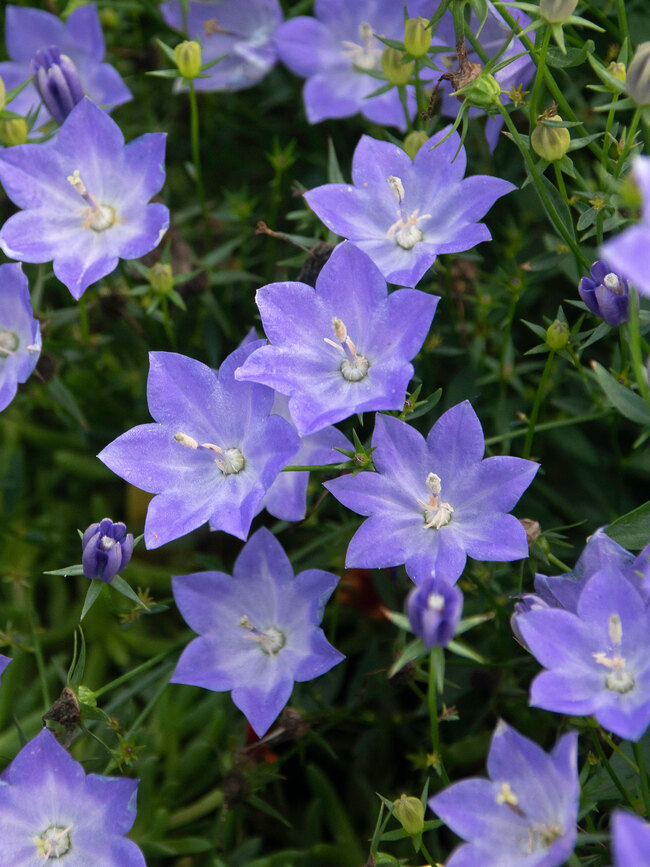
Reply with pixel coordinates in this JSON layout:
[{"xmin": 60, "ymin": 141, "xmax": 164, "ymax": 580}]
[
  {"xmin": 547, "ymin": 553, "xmax": 571, "ymax": 572},
  {"xmin": 414, "ymin": 59, "xmax": 425, "ymax": 121},
  {"xmin": 615, "ymin": 108, "xmax": 641, "ymax": 179},
  {"xmin": 94, "ymin": 643, "xmax": 184, "ymax": 698},
  {"xmin": 161, "ymin": 296, "xmax": 176, "ymax": 348},
  {"xmin": 188, "ymin": 81, "xmax": 206, "ymax": 215},
  {"xmin": 553, "ymin": 161, "xmax": 569, "ymax": 204},
  {"xmin": 29, "ymin": 602, "xmax": 51, "ymax": 711},
  {"xmin": 420, "ymin": 840, "xmax": 437, "ymax": 866},
  {"xmin": 78, "ymin": 296, "xmax": 90, "ymax": 341},
  {"xmin": 427, "ymin": 649, "xmax": 450, "ymax": 785},
  {"xmin": 627, "ymin": 289, "xmax": 650, "ymax": 404},
  {"xmin": 484, "ymin": 411, "xmax": 607, "ymax": 446},
  {"xmin": 168, "ymin": 787, "xmax": 224, "ymax": 828},
  {"xmin": 634, "ymin": 740, "xmax": 650, "ymax": 817},
  {"xmin": 617, "ymin": 0, "xmax": 629, "ymax": 43},
  {"xmin": 528, "ymin": 27, "xmax": 551, "ymax": 129},
  {"xmin": 522, "ymin": 350, "xmax": 555, "ymax": 460},
  {"xmin": 590, "ymin": 729, "xmax": 636, "ymax": 809},
  {"xmin": 601, "ymin": 93, "xmax": 619, "ymax": 170},
  {"xmin": 398, "ymin": 84, "xmax": 413, "ymax": 133}
]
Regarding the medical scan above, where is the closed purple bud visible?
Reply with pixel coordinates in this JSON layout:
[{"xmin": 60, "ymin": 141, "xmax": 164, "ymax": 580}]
[
  {"xmin": 578, "ymin": 260, "xmax": 633, "ymax": 327},
  {"xmin": 31, "ymin": 46, "xmax": 84, "ymax": 124},
  {"xmin": 81, "ymin": 518, "xmax": 133, "ymax": 583},
  {"xmin": 406, "ymin": 576, "xmax": 463, "ymax": 648},
  {"xmin": 511, "ymin": 593, "xmax": 551, "ymax": 647}
]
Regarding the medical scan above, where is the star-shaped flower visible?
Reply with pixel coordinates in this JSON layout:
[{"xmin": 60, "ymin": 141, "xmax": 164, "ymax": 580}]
[
  {"xmin": 518, "ymin": 565, "xmax": 650, "ymax": 741},
  {"xmin": 235, "ymin": 242, "xmax": 438, "ymax": 435},
  {"xmin": 612, "ymin": 810, "xmax": 650, "ymax": 867},
  {"xmin": 0, "ymin": 263, "xmax": 41, "ymax": 413},
  {"xmin": 324, "ymin": 401, "xmax": 538, "ymax": 581},
  {"xmin": 171, "ymin": 527, "xmax": 344, "ymax": 736},
  {"xmin": 161, "ymin": 0, "xmax": 283, "ymax": 91},
  {"xmin": 429, "ymin": 721, "xmax": 579, "ymax": 867},
  {"xmin": 98, "ymin": 341, "xmax": 300, "ymax": 549},
  {"xmin": 0, "ymin": 98, "xmax": 169, "ymax": 299},
  {"xmin": 0, "ymin": 4, "xmax": 131, "ymax": 127},
  {"xmin": 304, "ymin": 130, "xmax": 515, "ymax": 288},
  {"xmin": 0, "ymin": 728, "xmax": 144, "ymax": 866},
  {"xmin": 601, "ymin": 156, "xmax": 650, "ymax": 297}
]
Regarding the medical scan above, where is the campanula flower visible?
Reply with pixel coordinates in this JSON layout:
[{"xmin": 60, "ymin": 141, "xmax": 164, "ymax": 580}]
[
  {"xmin": 612, "ymin": 810, "xmax": 650, "ymax": 866},
  {"xmin": 0, "ymin": 3, "xmax": 131, "ymax": 127},
  {"xmin": 171, "ymin": 527, "xmax": 344, "ymax": 736},
  {"xmin": 324, "ymin": 401, "xmax": 538, "ymax": 580},
  {"xmin": 0, "ymin": 728, "xmax": 145, "ymax": 866},
  {"xmin": 304, "ymin": 130, "xmax": 514, "ymax": 288},
  {"xmin": 0, "ymin": 263, "xmax": 41, "ymax": 412},
  {"xmin": 406, "ymin": 571, "xmax": 463, "ymax": 647},
  {"xmin": 578, "ymin": 260, "xmax": 632, "ymax": 326},
  {"xmin": 81, "ymin": 518, "xmax": 134, "ymax": 583},
  {"xmin": 518, "ymin": 565, "xmax": 650, "ymax": 741},
  {"xmin": 429, "ymin": 721, "xmax": 579, "ymax": 867},
  {"xmin": 161, "ymin": 0, "xmax": 283, "ymax": 91},
  {"xmin": 235, "ymin": 242, "xmax": 438, "ymax": 435},
  {"xmin": 98, "ymin": 342, "xmax": 300, "ymax": 549},
  {"xmin": 601, "ymin": 156, "xmax": 650, "ymax": 297},
  {"xmin": 0, "ymin": 98, "xmax": 169, "ymax": 299}
]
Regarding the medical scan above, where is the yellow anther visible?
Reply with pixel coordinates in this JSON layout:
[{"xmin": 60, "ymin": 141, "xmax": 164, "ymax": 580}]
[{"xmin": 496, "ymin": 781, "xmax": 519, "ymax": 807}]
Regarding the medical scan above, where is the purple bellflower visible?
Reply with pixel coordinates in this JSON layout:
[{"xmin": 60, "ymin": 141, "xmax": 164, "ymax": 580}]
[
  {"xmin": 304, "ymin": 130, "xmax": 514, "ymax": 288},
  {"xmin": 235, "ymin": 242, "xmax": 438, "ymax": 435},
  {"xmin": 601, "ymin": 156, "xmax": 650, "ymax": 297},
  {"xmin": 406, "ymin": 571, "xmax": 463, "ymax": 648},
  {"xmin": 274, "ymin": 0, "xmax": 420, "ymax": 129},
  {"xmin": 324, "ymin": 401, "xmax": 538, "ymax": 581},
  {"xmin": 0, "ymin": 728, "xmax": 144, "ymax": 866},
  {"xmin": 578, "ymin": 260, "xmax": 632, "ymax": 327},
  {"xmin": 32, "ymin": 46, "xmax": 85, "ymax": 125},
  {"xmin": 262, "ymin": 392, "xmax": 352, "ymax": 522},
  {"xmin": 612, "ymin": 810, "xmax": 650, "ymax": 867},
  {"xmin": 429, "ymin": 721, "xmax": 579, "ymax": 867},
  {"xmin": 518, "ymin": 565, "xmax": 650, "ymax": 741},
  {"xmin": 161, "ymin": 0, "xmax": 283, "ymax": 91},
  {"xmin": 81, "ymin": 518, "xmax": 134, "ymax": 583},
  {"xmin": 0, "ymin": 656, "xmax": 9, "ymax": 684},
  {"xmin": 98, "ymin": 342, "xmax": 300, "ymax": 549},
  {"xmin": 0, "ymin": 98, "xmax": 169, "ymax": 300},
  {"xmin": 0, "ymin": 263, "xmax": 41, "ymax": 412},
  {"xmin": 0, "ymin": 4, "xmax": 131, "ymax": 126},
  {"xmin": 171, "ymin": 527, "xmax": 344, "ymax": 736}
]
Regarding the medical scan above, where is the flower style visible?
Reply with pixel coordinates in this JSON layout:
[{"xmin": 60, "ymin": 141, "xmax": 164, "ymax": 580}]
[
  {"xmin": 171, "ymin": 527, "xmax": 344, "ymax": 736},
  {"xmin": 601, "ymin": 156, "xmax": 650, "ymax": 297},
  {"xmin": 578, "ymin": 260, "xmax": 632, "ymax": 327},
  {"xmin": 406, "ymin": 572, "xmax": 463, "ymax": 648},
  {"xmin": 0, "ymin": 656, "xmax": 9, "ymax": 684},
  {"xmin": 0, "ymin": 728, "xmax": 144, "ymax": 866},
  {"xmin": 429, "ymin": 721, "xmax": 579, "ymax": 867},
  {"xmin": 518, "ymin": 565, "xmax": 650, "ymax": 741},
  {"xmin": 98, "ymin": 342, "xmax": 300, "ymax": 549},
  {"xmin": 274, "ymin": 0, "xmax": 420, "ymax": 129},
  {"xmin": 304, "ymin": 131, "xmax": 514, "ymax": 288},
  {"xmin": 161, "ymin": 0, "xmax": 283, "ymax": 91},
  {"xmin": 612, "ymin": 810, "xmax": 650, "ymax": 867},
  {"xmin": 0, "ymin": 98, "xmax": 169, "ymax": 300},
  {"xmin": 324, "ymin": 402, "xmax": 538, "ymax": 580},
  {"xmin": 0, "ymin": 263, "xmax": 41, "ymax": 412},
  {"xmin": 235, "ymin": 242, "xmax": 438, "ymax": 435},
  {"xmin": 81, "ymin": 518, "xmax": 134, "ymax": 583},
  {"xmin": 0, "ymin": 4, "xmax": 131, "ymax": 126},
  {"xmin": 262, "ymin": 392, "xmax": 352, "ymax": 522}
]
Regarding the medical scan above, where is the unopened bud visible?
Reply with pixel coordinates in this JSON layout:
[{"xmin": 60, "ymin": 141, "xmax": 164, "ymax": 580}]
[
  {"xmin": 626, "ymin": 42, "xmax": 650, "ymax": 106},
  {"xmin": 174, "ymin": 40, "xmax": 202, "ymax": 79},
  {"xmin": 531, "ymin": 112, "xmax": 571, "ymax": 161},
  {"xmin": 403, "ymin": 130, "xmax": 428, "ymax": 159},
  {"xmin": 32, "ymin": 47, "xmax": 84, "ymax": 124},
  {"xmin": 381, "ymin": 47, "xmax": 414, "ymax": 86},
  {"xmin": 454, "ymin": 71, "xmax": 501, "ymax": 110},
  {"xmin": 393, "ymin": 795, "xmax": 425, "ymax": 835},
  {"xmin": 539, "ymin": 0, "xmax": 578, "ymax": 24},
  {"xmin": 519, "ymin": 518, "xmax": 541, "ymax": 546},
  {"xmin": 0, "ymin": 117, "xmax": 28, "ymax": 146},
  {"xmin": 147, "ymin": 262, "xmax": 174, "ymax": 295},
  {"xmin": 545, "ymin": 319, "xmax": 569, "ymax": 351},
  {"xmin": 607, "ymin": 61, "xmax": 626, "ymax": 83},
  {"xmin": 404, "ymin": 17, "xmax": 431, "ymax": 58}
]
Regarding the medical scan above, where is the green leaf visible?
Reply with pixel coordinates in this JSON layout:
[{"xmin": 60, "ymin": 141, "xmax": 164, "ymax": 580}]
[
  {"xmin": 44, "ymin": 564, "xmax": 85, "ymax": 577},
  {"xmin": 605, "ymin": 501, "xmax": 650, "ymax": 550},
  {"xmin": 546, "ymin": 41, "xmax": 594, "ymax": 68},
  {"xmin": 80, "ymin": 580, "xmax": 104, "ymax": 622},
  {"xmin": 155, "ymin": 38, "xmax": 177, "ymax": 63},
  {"xmin": 591, "ymin": 362, "xmax": 650, "ymax": 426},
  {"xmin": 110, "ymin": 575, "xmax": 147, "ymax": 607},
  {"xmin": 446, "ymin": 639, "xmax": 488, "ymax": 664},
  {"xmin": 383, "ymin": 610, "xmax": 412, "ymax": 632},
  {"xmin": 468, "ymin": 0, "xmax": 488, "ymax": 27},
  {"xmin": 388, "ymin": 638, "xmax": 426, "ymax": 678},
  {"xmin": 67, "ymin": 627, "xmax": 86, "ymax": 689},
  {"xmin": 327, "ymin": 138, "xmax": 345, "ymax": 184}
]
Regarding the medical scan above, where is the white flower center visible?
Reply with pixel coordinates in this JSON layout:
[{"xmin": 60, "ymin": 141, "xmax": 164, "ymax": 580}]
[
  {"xmin": 341, "ymin": 22, "xmax": 382, "ymax": 71},
  {"xmin": 495, "ymin": 783, "xmax": 563, "ymax": 854},
  {"xmin": 603, "ymin": 272, "xmax": 623, "ymax": 294},
  {"xmin": 323, "ymin": 316, "xmax": 369, "ymax": 382},
  {"xmin": 386, "ymin": 175, "xmax": 430, "ymax": 249},
  {"xmin": 417, "ymin": 472, "xmax": 454, "ymax": 529},
  {"xmin": 239, "ymin": 616, "xmax": 286, "ymax": 655},
  {"xmin": 0, "ymin": 329, "xmax": 19, "ymax": 357},
  {"xmin": 593, "ymin": 613, "xmax": 636, "ymax": 694},
  {"xmin": 174, "ymin": 432, "xmax": 245, "ymax": 475},
  {"xmin": 99, "ymin": 535, "xmax": 115, "ymax": 551},
  {"xmin": 427, "ymin": 592, "xmax": 445, "ymax": 612},
  {"xmin": 67, "ymin": 169, "xmax": 116, "ymax": 232},
  {"xmin": 34, "ymin": 824, "xmax": 72, "ymax": 859}
]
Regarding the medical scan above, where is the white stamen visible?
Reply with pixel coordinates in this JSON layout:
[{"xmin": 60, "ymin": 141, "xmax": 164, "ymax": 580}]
[
  {"xmin": 603, "ymin": 273, "xmax": 622, "ymax": 293},
  {"xmin": 99, "ymin": 535, "xmax": 115, "ymax": 551},
  {"xmin": 608, "ymin": 613, "xmax": 623, "ymax": 646},
  {"xmin": 174, "ymin": 432, "xmax": 199, "ymax": 449},
  {"xmin": 67, "ymin": 169, "xmax": 87, "ymax": 197},
  {"xmin": 388, "ymin": 175, "xmax": 405, "ymax": 202},
  {"xmin": 67, "ymin": 168, "xmax": 116, "ymax": 232},
  {"xmin": 175, "ymin": 433, "xmax": 245, "ymax": 474},
  {"xmin": 427, "ymin": 592, "xmax": 445, "ymax": 612},
  {"xmin": 238, "ymin": 615, "xmax": 286, "ymax": 655},
  {"xmin": 426, "ymin": 473, "xmax": 442, "ymax": 496},
  {"xmin": 35, "ymin": 824, "xmax": 73, "ymax": 859},
  {"xmin": 418, "ymin": 472, "xmax": 454, "ymax": 530},
  {"xmin": 324, "ymin": 316, "xmax": 369, "ymax": 382}
]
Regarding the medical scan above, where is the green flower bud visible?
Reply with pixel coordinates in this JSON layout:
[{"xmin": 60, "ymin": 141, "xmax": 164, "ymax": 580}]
[
  {"xmin": 381, "ymin": 47, "xmax": 414, "ymax": 86},
  {"xmin": 539, "ymin": 0, "xmax": 578, "ymax": 24},
  {"xmin": 393, "ymin": 794, "xmax": 424, "ymax": 835},
  {"xmin": 147, "ymin": 263, "xmax": 174, "ymax": 296},
  {"xmin": 545, "ymin": 319, "xmax": 570, "ymax": 351},
  {"xmin": 626, "ymin": 42, "xmax": 650, "ymax": 106},
  {"xmin": 404, "ymin": 17, "xmax": 432, "ymax": 58},
  {"xmin": 531, "ymin": 113, "xmax": 571, "ymax": 162},
  {"xmin": 454, "ymin": 71, "xmax": 501, "ymax": 110},
  {"xmin": 174, "ymin": 40, "xmax": 202, "ymax": 79},
  {"xmin": 403, "ymin": 130, "xmax": 428, "ymax": 159},
  {"xmin": 0, "ymin": 117, "xmax": 28, "ymax": 146},
  {"xmin": 607, "ymin": 61, "xmax": 626, "ymax": 83},
  {"xmin": 0, "ymin": 77, "xmax": 5, "ymax": 112}
]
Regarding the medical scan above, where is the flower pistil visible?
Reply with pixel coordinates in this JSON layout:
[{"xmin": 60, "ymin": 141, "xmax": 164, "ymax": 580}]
[
  {"xmin": 239, "ymin": 615, "xmax": 286, "ymax": 655},
  {"xmin": 417, "ymin": 472, "xmax": 454, "ymax": 529},
  {"xmin": 67, "ymin": 169, "xmax": 116, "ymax": 231},
  {"xmin": 174, "ymin": 431, "xmax": 245, "ymax": 475},
  {"xmin": 324, "ymin": 316, "xmax": 369, "ymax": 382},
  {"xmin": 34, "ymin": 823, "xmax": 73, "ymax": 859},
  {"xmin": 386, "ymin": 175, "xmax": 430, "ymax": 249},
  {"xmin": 593, "ymin": 613, "xmax": 635, "ymax": 693},
  {"xmin": 341, "ymin": 22, "xmax": 381, "ymax": 72}
]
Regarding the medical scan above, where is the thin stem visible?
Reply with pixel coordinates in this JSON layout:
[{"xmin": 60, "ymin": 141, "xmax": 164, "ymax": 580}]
[
  {"xmin": 590, "ymin": 729, "xmax": 636, "ymax": 809},
  {"xmin": 398, "ymin": 84, "xmax": 413, "ymax": 133},
  {"xmin": 484, "ymin": 411, "xmax": 607, "ymax": 446},
  {"xmin": 161, "ymin": 296, "xmax": 176, "ymax": 349},
  {"xmin": 420, "ymin": 840, "xmax": 437, "ymax": 866},
  {"xmin": 553, "ymin": 161, "xmax": 569, "ymax": 204},
  {"xmin": 615, "ymin": 108, "xmax": 641, "ymax": 179},
  {"xmin": 168, "ymin": 787, "xmax": 225, "ymax": 828},
  {"xmin": 94, "ymin": 643, "xmax": 184, "ymax": 698},
  {"xmin": 634, "ymin": 740, "xmax": 650, "ymax": 817},
  {"xmin": 427, "ymin": 649, "xmax": 450, "ymax": 785},
  {"xmin": 627, "ymin": 289, "xmax": 650, "ymax": 404},
  {"xmin": 617, "ymin": 0, "xmax": 629, "ymax": 43},
  {"xmin": 601, "ymin": 93, "xmax": 619, "ymax": 170},
  {"xmin": 522, "ymin": 350, "xmax": 555, "ymax": 460},
  {"xmin": 414, "ymin": 59, "xmax": 425, "ymax": 121},
  {"xmin": 528, "ymin": 27, "xmax": 551, "ymax": 129},
  {"xmin": 29, "ymin": 604, "xmax": 51, "ymax": 711},
  {"xmin": 547, "ymin": 553, "xmax": 571, "ymax": 572},
  {"xmin": 188, "ymin": 81, "xmax": 206, "ymax": 216}
]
